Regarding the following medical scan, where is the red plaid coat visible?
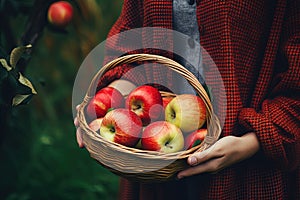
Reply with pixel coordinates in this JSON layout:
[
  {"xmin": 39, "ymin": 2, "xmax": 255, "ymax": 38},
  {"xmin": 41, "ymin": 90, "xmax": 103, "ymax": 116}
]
[{"xmin": 100, "ymin": 0, "xmax": 300, "ymax": 199}]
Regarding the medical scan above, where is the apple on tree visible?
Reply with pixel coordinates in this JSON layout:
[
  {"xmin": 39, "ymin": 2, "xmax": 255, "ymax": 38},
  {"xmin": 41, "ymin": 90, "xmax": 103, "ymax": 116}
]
[
  {"xmin": 126, "ymin": 85, "xmax": 163, "ymax": 126},
  {"xmin": 100, "ymin": 108, "xmax": 143, "ymax": 147},
  {"xmin": 141, "ymin": 121, "xmax": 184, "ymax": 153},
  {"xmin": 86, "ymin": 87, "xmax": 125, "ymax": 120},
  {"xmin": 185, "ymin": 129, "xmax": 207, "ymax": 149},
  {"xmin": 165, "ymin": 94, "xmax": 206, "ymax": 133},
  {"xmin": 47, "ymin": 1, "xmax": 73, "ymax": 28}
]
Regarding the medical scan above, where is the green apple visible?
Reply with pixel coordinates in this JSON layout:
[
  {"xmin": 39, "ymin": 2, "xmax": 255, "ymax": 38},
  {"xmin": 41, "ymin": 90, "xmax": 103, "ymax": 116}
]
[{"xmin": 165, "ymin": 94, "xmax": 206, "ymax": 133}]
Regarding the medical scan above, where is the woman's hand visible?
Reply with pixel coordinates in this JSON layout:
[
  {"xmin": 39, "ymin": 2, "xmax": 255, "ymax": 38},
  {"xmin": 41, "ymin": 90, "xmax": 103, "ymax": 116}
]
[
  {"xmin": 177, "ymin": 132, "xmax": 260, "ymax": 179},
  {"xmin": 74, "ymin": 105, "xmax": 84, "ymax": 148}
]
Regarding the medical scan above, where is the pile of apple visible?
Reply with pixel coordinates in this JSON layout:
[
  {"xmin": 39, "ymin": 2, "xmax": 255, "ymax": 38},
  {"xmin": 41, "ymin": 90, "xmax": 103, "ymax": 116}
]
[{"xmin": 86, "ymin": 80, "xmax": 207, "ymax": 153}]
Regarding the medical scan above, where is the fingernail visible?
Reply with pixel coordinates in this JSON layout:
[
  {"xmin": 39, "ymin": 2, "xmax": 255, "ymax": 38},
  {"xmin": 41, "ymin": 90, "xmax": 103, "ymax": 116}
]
[
  {"xmin": 79, "ymin": 143, "xmax": 85, "ymax": 148},
  {"xmin": 177, "ymin": 174, "xmax": 184, "ymax": 180},
  {"xmin": 189, "ymin": 157, "xmax": 197, "ymax": 166}
]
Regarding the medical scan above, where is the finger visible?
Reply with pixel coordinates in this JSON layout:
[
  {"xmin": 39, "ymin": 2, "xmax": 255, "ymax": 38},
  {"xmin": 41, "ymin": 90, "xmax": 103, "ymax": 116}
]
[
  {"xmin": 188, "ymin": 149, "xmax": 211, "ymax": 166},
  {"xmin": 177, "ymin": 159, "xmax": 220, "ymax": 179},
  {"xmin": 188, "ymin": 145, "xmax": 223, "ymax": 166},
  {"xmin": 76, "ymin": 128, "xmax": 84, "ymax": 148},
  {"xmin": 76, "ymin": 104, "xmax": 80, "ymax": 111},
  {"xmin": 74, "ymin": 117, "xmax": 79, "ymax": 127}
]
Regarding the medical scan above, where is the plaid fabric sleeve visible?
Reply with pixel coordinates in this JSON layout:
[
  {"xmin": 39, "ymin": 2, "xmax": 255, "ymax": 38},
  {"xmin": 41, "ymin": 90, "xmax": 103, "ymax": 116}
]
[
  {"xmin": 118, "ymin": 178, "xmax": 139, "ymax": 200},
  {"xmin": 96, "ymin": 0, "xmax": 145, "ymax": 89},
  {"xmin": 238, "ymin": 0, "xmax": 300, "ymax": 171}
]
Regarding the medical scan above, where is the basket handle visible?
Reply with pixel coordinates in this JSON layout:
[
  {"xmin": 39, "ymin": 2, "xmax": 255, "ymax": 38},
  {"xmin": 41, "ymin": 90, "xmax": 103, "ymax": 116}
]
[{"xmin": 85, "ymin": 53, "xmax": 213, "ymax": 113}]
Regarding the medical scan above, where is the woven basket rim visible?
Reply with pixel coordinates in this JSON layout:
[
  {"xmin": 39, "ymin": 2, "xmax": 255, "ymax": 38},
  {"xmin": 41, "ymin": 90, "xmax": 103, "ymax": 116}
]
[{"xmin": 77, "ymin": 53, "xmax": 222, "ymax": 181}]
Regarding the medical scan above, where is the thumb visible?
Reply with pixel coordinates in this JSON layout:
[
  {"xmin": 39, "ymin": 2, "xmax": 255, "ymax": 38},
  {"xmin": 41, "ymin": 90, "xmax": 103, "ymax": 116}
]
[{"xmin": 188, "ymin": 144, "xmax": 220, "ymax": 166}]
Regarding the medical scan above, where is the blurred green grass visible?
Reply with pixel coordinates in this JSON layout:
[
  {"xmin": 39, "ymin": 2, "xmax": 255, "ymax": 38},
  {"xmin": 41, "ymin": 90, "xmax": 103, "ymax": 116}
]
[{"xmin": 0, "ymin": 0, "xmax": 123, "ymax": 199}]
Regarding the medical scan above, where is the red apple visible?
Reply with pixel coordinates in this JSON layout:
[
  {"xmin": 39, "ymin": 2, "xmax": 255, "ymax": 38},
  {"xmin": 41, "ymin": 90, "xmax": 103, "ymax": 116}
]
[
  {"xmin": 162, "ymin": 96, "xmax": 174, "ymax": 109},
  {"xmin": 99, "ymin": 108, "xmax": 143, "ymax": 147},
  {"xmin": 141, "ymin": 121, "xmax": 184, "ymax": 153},
  {"xmin": 86, "ymin": 87, "xmax": 125, "ymax": 119},
  {"xmin": 88, "ymin": 118, "xmax": 103, "ymax": 133},
  {"xmin": 126, "ymin": 85, "xmax": 163, "ymax": 126},
  {"xmin": 185, "ymin": 129, "xmax": 207, "ymax": 149},
  {"xmin": 165, "ymin": 94, "xmax": 206, "ymax": 133},
  {"xmin": 156, "ymin": 96, "xmax": 175, "ymax": 120},
  {"xmin": 48, "ymin": 1, "xmax": 73, "ymax": 28}
]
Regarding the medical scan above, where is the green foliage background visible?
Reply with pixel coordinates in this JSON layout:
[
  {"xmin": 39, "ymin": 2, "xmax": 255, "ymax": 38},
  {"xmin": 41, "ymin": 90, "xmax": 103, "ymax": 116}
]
[{"xmin": 0, "ymin": 0, "xmax": 123, "ymax": 199}]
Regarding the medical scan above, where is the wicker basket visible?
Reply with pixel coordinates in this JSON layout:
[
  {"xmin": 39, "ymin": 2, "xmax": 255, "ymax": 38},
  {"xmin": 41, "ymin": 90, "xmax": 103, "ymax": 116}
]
[{"xmin": 77, "ymin": 54, "xmax": 222, "ymax": 182}]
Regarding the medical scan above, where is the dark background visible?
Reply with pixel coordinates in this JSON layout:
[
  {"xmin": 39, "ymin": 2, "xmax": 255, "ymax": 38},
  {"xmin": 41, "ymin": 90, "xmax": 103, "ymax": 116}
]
[{"xmin": 0, "ymin": 0, "xmax": 123, "ymax": 199}]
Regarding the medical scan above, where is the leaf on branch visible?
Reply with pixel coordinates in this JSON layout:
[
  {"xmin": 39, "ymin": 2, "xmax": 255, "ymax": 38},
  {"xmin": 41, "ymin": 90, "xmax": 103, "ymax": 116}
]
[
  {"xmin": 0, "ymin": 58, "xmax": 12, "ymax": 71},
  {"xmin": 18, "ymin": 72, "xmax": 37, "ymax": 94},
  {"xmin": 0, "ymin": 45, "xmax": 37, "ymax": 107},
  {"xmin": 0, "ymin": 64, "xmax": 8, "ymax": 83},
  {"xmin": 9, "ymin": 44, "xmax": 32, "ymax": 68},
  {"xmin": 11, "ymin": 73, "xmax": 37, "ymax": 106},
  {"xmin": 12, "ymin": 94, "xmax": 32, "ymax": 106}
]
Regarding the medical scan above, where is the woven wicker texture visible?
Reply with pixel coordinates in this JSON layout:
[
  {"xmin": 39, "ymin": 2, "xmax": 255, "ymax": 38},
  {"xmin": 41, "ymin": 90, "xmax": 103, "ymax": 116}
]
[{"xmin": 77, "ymin": 54, "xmax": 221, "ymax": 182}]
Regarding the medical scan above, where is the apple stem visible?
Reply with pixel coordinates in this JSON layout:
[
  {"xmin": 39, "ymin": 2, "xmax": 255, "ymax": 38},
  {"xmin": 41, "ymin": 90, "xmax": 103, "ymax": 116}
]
[
  {"xmin": 165, "ymin": 142, "xmax": 173, "ymax": 149},
  {"xmin": 171, "ymin": 111, "xmax": 176, "ymax": 119},
  {"xmin": 132, "ymin": 104, "xmax": 141, "ymax": 111},
  {"xmin": 110, "ymin": 127, "xmax": 115, "ymax": 133}
]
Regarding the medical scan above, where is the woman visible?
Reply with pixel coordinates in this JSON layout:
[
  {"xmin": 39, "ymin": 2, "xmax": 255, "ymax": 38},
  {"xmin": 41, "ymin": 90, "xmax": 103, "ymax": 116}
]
[{"xmin": 75, "ymin": 0, "xmax": 300, "ymax": 199}]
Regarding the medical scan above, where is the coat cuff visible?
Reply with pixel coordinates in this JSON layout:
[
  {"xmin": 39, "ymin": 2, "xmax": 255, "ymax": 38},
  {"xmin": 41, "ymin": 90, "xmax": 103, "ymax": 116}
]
[{"xmin": 238, "ymin": 106, "xmax": 290, "ymax": 169}]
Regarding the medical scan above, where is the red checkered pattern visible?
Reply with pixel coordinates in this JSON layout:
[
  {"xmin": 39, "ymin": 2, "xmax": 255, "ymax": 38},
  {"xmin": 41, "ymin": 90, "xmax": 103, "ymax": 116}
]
[{"xmin": 98, "ymin": 0, "xmax": 300, "ymax": 199}]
